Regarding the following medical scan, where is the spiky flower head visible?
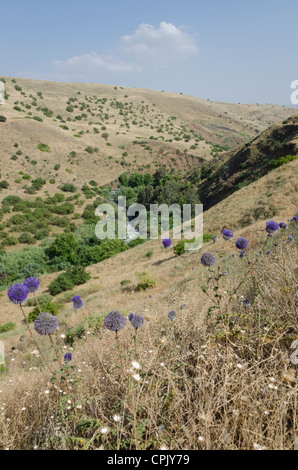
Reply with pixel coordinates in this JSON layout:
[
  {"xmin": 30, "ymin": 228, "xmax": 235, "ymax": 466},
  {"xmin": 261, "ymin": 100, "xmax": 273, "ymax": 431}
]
[
  {"xmin": 7, "ymin": 283, "xmax": 29, "ymax": 305},
  {"xmin": 201, "ymin": 252, "xmax": 217, "ymax": 267},
  {"xmin": 64, "ymin": 353, "xmax": 72, "ymax": 363},
  {"xmin": 128, "ymin": 313, "xmax": 146, "ymax": 329},
  {"xmin": 266, "ymin": 220, "xmax": 279, "ymax": 234},
  {"xmin": 168, "ymin": 310, "xmax": 177, "ymax": 321},
  {"xmin": 23, "ymin": 277, "xmax": 40, "ymax": 293},
  {"xmin": 162, "ymin": 238, "xmax": 172, "ymax": 248},
  {"xmin": 236, "ymin": 237, "xmax": 249, "ymax": 250},
  {"xmin": 279, "ymin": 222, "xmax": 288, "ymax": 229},
  {"xmin": 72, "ymin": 295, "xmax": 84, "ymax": 310},
  {"xmin": 293, "ymin": 216, "xmax": 298, "ymax": 221},
  {"xmin": 104, "ymin": 311, "xmax": 127, "ymax": 332},
  {"xmin": 211, "ymin": 235, "xmax": 218, "ymax": 243},
  {"xmin": 242, "ymin": 298, "xmax": 251, "ymax": 308},
  {"xmin": 222, "ymin": 229, "xmax": 233, "ymax": 241},
  {"xmin": 34, "ymin": 312, "xmax": 59, "ymax": 336}
]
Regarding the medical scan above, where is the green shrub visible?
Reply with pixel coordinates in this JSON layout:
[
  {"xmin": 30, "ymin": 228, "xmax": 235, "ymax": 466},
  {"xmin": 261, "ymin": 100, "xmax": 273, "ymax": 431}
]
[
  {"xmin": 27, "ymin": 301, "xmax": 62, "ymax": 323},
  {"xmin": 0, "ymin": 181, "xmax": 9, "ymax": 189},
  {"xmin": 60, "ymin": 183, "xmax": 77, "ymax": 193},
  {"xmin": 37, "ymin": 143, "xmax": 50, "ymax": 152},
  {"xmin": 47, "ymin": 233, "xmax": 78, "ymax": 263},
  {"xmin": 127, "ymin": 237, "xmax": 146, "ymax": 248},
  {"xmin": 18, "ymin": 233, "xmax": 36, "ymax": 244},
  {"xmin": 270, "ymin": 155, "xmax": 297, "ymax": 168},
  {"xmin": 0, "ymin": 321, "xmax": 16, "ymax": 333},
  {"xmin": 0, "ymin": 115, "xmax": 7, "ymax": 122},
  {"xmin": 48, "ymin": 266, "xmax": 90, "ymax": 296},
  {"xmin": 135, "ymin": 271, "xmax": 156, "ymax": 291},
  {"xmin": 65, "ymin": 323, "xmax": 86, "ymax": 346}
]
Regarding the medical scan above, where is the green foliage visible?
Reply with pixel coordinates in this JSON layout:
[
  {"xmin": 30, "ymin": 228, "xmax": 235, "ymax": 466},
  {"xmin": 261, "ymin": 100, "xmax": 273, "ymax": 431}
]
[
  {"xmin": 127, "ymin": 237, "xmax": 146, "ymax": 248},
  {"xmin": 65, "ymin": 323, "xmax": 86, "ymax": 346},
  {"xmin": 0, "ymin": 321, "xmax": 16, "ymax": 333},
  {"xmin": 0, "ymin": 246, "xmax": 47, "ymax": 286},
  {"xmin": 0, "ymin": 181, "xmax": 9, "ymax": 189},
  {"xmin": 270, "ymin": 155, "xmax": 297, "ymax": 168},
  {"xmin": 37, "ymin": 143, "xmax": 50, "ymax": 152},
  {"xmin": 47, "ymin": 233, "xmax": 79, "ymax": 263},
  {"xmin": 48, "ymin": 266, "xmax": 91, "ymax": 296},
  {"xmin": 0, "ymin": 115, "xmax": 7, "ymax": 122},
  {"xmin": 27, "ymin": 301, "xmax": 62, "ymax": 323},
  {"xmin": 60, "ymin": 183, "xmax": 77, "ymax": 193},
  {"xmin": 18, "ymin": 233, "xmax": 36, "ymax": 244},
  {"xmin": 135, "ymin": 271, "xmax": 156, "ymax": 291}
]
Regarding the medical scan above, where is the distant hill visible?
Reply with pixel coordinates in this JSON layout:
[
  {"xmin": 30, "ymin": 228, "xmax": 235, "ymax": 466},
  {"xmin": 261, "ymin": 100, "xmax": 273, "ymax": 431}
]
[
  {"xmin": 0, "ymin": 76, "xmax": 297, "ymax": 201},
  {"xmin": 198, "ymin": 114, "xmax": 298, "ymax": 209}
]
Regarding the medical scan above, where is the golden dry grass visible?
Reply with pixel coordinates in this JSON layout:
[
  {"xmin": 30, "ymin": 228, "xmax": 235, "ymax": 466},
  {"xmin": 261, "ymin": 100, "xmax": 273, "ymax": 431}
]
[
  {"xmin": 0, "ymin": 76, "xmax": 297, "ymax": 203},
  {"xmin": 0, "ymin": 217, "xmax": 297, "ymax": 450}
]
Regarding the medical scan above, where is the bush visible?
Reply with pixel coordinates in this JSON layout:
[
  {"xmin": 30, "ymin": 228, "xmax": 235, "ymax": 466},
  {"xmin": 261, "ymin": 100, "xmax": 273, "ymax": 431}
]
[
  {"xmin": 37, "ymin": 143, "xmax": 50, "ymax": 152},
  {"xmin": 48, "ymin": 266, "xmax": 90, "ymax": 296},
  {"xmin": 47, "ymin": 233, "xmax": 78, "ymax": 263},
  {"xmin": 135, "ymin": 271, "xmax": 156, "ymax": 291},
  {"xmin": 270, "ymin": 155, "xmax": 297, "ymax": 168},
  {"xmin": 127, "ymin": 237, "xmax": 146, "ymax": 248},
  {"xmin": 0, "ymin": 115, "xmax": 7, "ymax": 122},
  {"xmin": 60, "ymin": 183, "xmax": 77, "ymax": 193},
  {"xmin": 18, "ymin": 233, "xmax": 36, "ymax": 244},
  {"xmin": 0, "ymin": 321, "xmax": 16, "ymax": 333},
  {"xmin": 0, "ymin": 181, "xmax": 9, "ymax": 189},
  {"xmin": 65, "ymin": 323, "xmax": 86, "ymax": 346},
  {"xmin": 31, "ymin": 178, "xmax": 46, "ymax": 191}
]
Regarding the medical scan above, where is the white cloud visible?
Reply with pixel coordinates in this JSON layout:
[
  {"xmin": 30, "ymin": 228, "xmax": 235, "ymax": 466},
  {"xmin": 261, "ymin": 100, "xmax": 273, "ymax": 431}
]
[
  {"xmin": 121, "ymin": 22, "xmax": 198, "ymax": 64},
  {"xmin": 52, "ymin": 22, "xmax": 198, "ymax": 78},
  {"xmin": 53, "ymin": 52, "xmax": 141, "ymax": 74}
]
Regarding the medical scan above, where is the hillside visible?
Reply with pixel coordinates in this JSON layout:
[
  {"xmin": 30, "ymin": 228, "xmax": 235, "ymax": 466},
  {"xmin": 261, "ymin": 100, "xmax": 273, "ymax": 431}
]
[
  {"xmin": 0, "ymin": 76, "xmax": 297, "ymax": 200},
  {"xmin": 198, "ymin": 115, "xmax": 298, "ymax": 209},
  {"xmin": 0, "ymin": 77, "xmax": 297, "ymax": 451}
]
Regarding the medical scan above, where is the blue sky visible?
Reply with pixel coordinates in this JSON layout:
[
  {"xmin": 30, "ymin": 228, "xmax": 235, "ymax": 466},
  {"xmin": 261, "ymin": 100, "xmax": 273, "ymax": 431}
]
[{"xmin": 1, "ymin": 0, "xmax": 298, "ymax": 105}]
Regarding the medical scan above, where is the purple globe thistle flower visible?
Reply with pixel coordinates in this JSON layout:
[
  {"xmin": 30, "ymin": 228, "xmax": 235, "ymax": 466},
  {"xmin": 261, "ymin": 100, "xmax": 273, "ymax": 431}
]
[
  {"xmin": 7, "ymin": 283, "xmax": 29, "ymax": 305},
  {"xmin": 128, "ymin": 313, "xmax": 146, "ymax": 329},
  {"xmin": 168, "ymin": 310, "xmax": 177, "ymax": 321},
  {"xmin": 293, "ymin": 216, "xmax": 298, "ymax": 221},
  {"xmin": 265, "ymin": 220, "xmax": 279, "ymax": 234},
  {"xmin": 201, "ymin": 252, "xmax": 217, "ymax": 267},
  {"xmin": 64, "ymin": 353, "xmax": 72, "ymax": 363},
  {"xmin": 211, "ymin": 235, "xmax": 218, "ymax": 243},
  {"xmin": 279, "ymin": 222, "xmax": 288, "ymax": 229},
  {"xmin": 104, "ymin": 311, "xmax": 127, "ymax": 332},
  {"xmin": 222, "ymin": 271, "xmax": 228, "ymax": 275},
  {"xmin": 242, "ymin": 298, "xmax": 251, "ymax": 308},
  {"xmin": 222, "ymin": 229, "xmax": 233, "ymax": 241},
  {"xmin": 162, "ymin": 238, "xmax": 172, "ymax": 248},
  {"xmin": 34, "ymin": 312, "xmax": 59, "ymax": 336},
  {"xmin": 239, "ymin": 251, "xmax": 245, "ymax": 258},
  {"xmin": 72, "ymin": 295, "xmax": 84, "ymax": 310},
  {"xmin": 235, "ymin": 237, "xmax": 249, "ymax": 250},
  {"xmin": 23, "ymin": 277, "xmax": 40, "ymax": 293}
]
